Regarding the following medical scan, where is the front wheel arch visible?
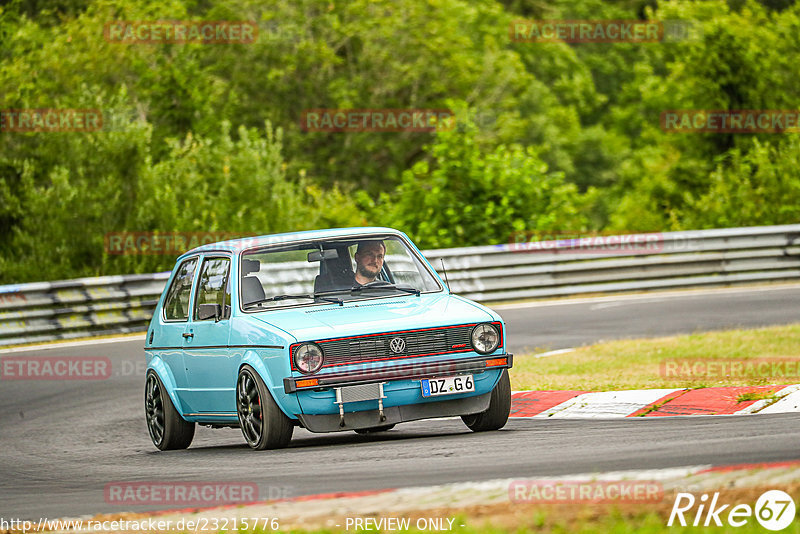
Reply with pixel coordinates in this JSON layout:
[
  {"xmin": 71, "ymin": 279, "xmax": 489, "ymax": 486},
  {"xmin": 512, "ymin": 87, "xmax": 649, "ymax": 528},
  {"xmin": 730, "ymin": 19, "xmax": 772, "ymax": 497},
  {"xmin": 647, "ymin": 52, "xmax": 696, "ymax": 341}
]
[
  {"xmin": 238, "ymin": 351, "xmax": 299, "ymax": 419},
  {"xmin": 236, "ymin": 365, "xmax": 294, "ymax": 450},
  {"xmin": 462, "ymin": 369, "xmax": 511, "ymax": 432}
]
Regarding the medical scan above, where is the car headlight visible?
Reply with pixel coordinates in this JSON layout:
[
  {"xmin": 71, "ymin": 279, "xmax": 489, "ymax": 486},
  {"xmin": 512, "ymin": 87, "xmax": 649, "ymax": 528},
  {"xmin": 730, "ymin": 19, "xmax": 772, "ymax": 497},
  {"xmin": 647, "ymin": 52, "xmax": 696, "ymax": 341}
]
[
  {"xmin": 471, "ymin": 323, "xmax": 500, "ymax": 354},
  {"xmin": 294, "ymin": 343, "xmax": 324, "ymax": 374}
]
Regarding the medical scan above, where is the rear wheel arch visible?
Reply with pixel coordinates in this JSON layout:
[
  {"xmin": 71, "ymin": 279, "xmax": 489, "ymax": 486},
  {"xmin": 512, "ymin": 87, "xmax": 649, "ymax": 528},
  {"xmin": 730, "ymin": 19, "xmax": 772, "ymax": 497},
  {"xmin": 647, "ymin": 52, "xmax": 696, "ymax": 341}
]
[
  {"xmin": 146, "ymin": 358, "xmax": 185, "ymax": 416},
  {"xmin": 145, "ymin": 370, "xmax": 195, "ymax": 450}
]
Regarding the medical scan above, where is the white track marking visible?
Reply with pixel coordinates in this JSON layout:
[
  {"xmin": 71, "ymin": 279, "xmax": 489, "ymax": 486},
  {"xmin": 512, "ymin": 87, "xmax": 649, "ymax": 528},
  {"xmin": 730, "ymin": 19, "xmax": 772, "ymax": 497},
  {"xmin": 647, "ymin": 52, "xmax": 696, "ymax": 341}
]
[
  {"xmin": 490, "ymin": 283, "xmax": 800, "ymax": 310},
  {"xmin": 755, "ymin": 385, "xmax": 800, "ymax": 414},
  {"xmin": 532, "ymin": 347, "xmax": 576, "ymax": 358},
  {"xmin": 734, "ymin": 385, "xmax": 800, "ymax": 414},
  {"xmin": 0, "ymin": 334, "xmax": 145, "ymax": 353},
  {"xmin": 536, "ymin": 389, "xmax": 683, "ymax": 418}
]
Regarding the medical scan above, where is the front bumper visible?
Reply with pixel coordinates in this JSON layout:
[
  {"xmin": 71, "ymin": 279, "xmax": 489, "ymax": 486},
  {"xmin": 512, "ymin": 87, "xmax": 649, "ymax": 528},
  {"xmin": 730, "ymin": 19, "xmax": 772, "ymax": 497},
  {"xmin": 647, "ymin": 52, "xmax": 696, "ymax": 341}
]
[
  {"xmin": 297, "ymin": 390, "xmax": 492, "ymax": 432},
  {"xmin": 283, "ymin": 353, "xmax": 513, "ymax": 393}
]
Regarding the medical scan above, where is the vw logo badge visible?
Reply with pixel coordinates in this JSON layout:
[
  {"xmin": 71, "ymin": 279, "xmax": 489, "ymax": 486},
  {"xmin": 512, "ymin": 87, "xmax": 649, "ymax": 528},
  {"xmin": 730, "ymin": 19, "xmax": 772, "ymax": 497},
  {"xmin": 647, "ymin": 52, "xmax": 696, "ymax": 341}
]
[{"xmin": 389, "ymin": 337, "xmax": 406, "ymax": 354}]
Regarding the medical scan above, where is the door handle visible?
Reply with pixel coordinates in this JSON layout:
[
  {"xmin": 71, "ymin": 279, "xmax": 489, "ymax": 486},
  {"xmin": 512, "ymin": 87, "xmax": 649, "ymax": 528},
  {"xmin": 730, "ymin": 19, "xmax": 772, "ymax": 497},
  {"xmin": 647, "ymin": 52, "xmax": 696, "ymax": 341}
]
[{"xmin": 182, "ymin": 332, "xmax": 194, "ymax": 339}]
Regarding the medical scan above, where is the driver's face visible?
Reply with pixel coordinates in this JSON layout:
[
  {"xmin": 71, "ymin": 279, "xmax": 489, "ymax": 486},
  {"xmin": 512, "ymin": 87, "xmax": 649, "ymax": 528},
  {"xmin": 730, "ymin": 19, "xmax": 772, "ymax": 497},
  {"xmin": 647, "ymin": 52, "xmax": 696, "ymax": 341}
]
[{"xmin": 355, "ymin": 243, "xmax": 384, "ymax": 279}]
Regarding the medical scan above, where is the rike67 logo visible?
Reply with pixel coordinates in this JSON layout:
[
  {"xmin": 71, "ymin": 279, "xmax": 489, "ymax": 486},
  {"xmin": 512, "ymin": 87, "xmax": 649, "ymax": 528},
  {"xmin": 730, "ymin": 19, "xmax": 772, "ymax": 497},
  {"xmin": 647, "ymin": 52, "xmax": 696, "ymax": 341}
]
[{"xmin": 668, "ymin": 490, "xmax": 796, "ymax": 530}]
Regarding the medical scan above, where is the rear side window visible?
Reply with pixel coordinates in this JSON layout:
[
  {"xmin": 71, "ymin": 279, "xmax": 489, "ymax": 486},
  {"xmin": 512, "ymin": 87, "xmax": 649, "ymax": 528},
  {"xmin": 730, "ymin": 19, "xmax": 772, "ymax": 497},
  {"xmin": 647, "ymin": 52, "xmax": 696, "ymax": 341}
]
[
  {"xmin": 194, "ymin": 257, "xmax": 231, "ymax": 320},
  {"xmin": 163, "ymin": 258, "xmax": 198, "ymax": 321}
]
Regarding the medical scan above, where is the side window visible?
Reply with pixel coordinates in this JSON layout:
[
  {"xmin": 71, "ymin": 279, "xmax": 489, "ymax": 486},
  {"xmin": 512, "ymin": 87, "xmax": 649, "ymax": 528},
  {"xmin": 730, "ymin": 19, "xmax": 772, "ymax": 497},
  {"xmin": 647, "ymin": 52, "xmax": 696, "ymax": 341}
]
[
  {"xmin": 194, "ymin": 257, "xmax": 231, "ymax": 320},
  {"xmin": 163, "ymin": 258, "xmax": 198, "ymax": 321}
]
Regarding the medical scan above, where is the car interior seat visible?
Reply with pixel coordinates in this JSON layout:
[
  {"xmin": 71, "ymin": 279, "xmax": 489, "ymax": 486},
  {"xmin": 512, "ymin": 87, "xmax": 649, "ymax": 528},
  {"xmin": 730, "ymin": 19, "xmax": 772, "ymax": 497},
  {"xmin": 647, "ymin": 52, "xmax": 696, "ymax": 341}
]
[
  {"xmin": 240, "ymin": 258, "xmax": 266, "ymax": 306},
  {"xmin": 314, "ymin": 248, "xmax": 355, "ymax": 293}
]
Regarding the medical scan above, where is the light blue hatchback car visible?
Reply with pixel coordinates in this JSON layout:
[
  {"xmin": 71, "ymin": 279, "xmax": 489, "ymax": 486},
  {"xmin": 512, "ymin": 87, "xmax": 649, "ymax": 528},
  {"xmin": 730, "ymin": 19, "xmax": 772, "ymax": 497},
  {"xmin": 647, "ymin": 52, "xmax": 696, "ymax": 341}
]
[{"xmin": 144, "ymin": 227, "xmax": 513, "ymax": 450}]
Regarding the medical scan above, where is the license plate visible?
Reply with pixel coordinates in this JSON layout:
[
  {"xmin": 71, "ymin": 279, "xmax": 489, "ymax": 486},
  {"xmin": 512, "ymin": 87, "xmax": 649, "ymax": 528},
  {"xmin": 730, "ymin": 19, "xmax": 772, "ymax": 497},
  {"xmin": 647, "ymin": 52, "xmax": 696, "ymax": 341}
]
[{"xmin": 420, "ymin": 375, "xmax": 474, "ymax": 397}]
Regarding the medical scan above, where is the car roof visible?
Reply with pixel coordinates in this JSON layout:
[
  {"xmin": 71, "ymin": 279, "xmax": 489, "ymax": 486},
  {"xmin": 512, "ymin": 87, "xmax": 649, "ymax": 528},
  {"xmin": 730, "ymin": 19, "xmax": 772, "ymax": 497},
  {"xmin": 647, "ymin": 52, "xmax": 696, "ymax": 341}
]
[{"xmin": 177, "ymin": 226, "xmax": 405, "ymax": 261}]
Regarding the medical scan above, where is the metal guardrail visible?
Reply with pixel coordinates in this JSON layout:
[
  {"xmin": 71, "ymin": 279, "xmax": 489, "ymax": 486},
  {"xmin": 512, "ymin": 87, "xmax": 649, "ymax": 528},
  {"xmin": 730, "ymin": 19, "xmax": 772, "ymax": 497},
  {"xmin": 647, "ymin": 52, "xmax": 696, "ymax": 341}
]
[{"xmin": 1, "ymin": 225, "xmax": 799, "ymax": 347}]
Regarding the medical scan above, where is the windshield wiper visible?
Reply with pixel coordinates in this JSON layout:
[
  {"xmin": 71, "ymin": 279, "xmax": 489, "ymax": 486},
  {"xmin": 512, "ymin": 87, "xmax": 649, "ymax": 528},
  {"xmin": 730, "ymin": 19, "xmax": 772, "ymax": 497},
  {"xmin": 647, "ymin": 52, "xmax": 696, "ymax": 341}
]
[
  {"xmin": 312, "ymin": 293, "xmax": 346, "ymax": 305},
  {"xmin": 349, "ymin": 281, "xmax": 421, "ymax": 296},
  {"xmin": 244, "ymin": 294, "xmax": 343, "ymax": 308}
]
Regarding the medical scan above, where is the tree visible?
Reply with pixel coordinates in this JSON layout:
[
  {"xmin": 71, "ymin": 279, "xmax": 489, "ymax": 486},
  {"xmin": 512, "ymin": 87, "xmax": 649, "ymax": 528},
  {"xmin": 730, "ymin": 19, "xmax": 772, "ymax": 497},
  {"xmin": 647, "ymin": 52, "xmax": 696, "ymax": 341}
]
[{"xmin": 377, "ymin": 118, "xmax": 589, "ymax": 249}]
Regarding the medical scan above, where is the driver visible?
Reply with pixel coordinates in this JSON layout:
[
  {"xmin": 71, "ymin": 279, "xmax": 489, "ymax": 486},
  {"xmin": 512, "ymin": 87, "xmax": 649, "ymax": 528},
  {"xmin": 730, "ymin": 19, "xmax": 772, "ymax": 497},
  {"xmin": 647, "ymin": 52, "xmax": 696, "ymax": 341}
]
[{"xmin": 352, "ymin": 240, "xmax": 385, "ymax": 286}]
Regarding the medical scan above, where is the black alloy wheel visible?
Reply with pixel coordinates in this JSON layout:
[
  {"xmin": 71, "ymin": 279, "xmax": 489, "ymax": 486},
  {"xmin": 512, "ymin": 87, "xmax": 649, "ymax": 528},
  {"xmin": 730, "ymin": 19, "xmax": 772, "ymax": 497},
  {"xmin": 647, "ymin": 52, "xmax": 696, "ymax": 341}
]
[
  {"xmin": 145, "ymin": 371, "xmax": 195, "ymax": 450},
  {"xmin": 236, "ymin": 366, "xmax": 294, "ymax": 450}
]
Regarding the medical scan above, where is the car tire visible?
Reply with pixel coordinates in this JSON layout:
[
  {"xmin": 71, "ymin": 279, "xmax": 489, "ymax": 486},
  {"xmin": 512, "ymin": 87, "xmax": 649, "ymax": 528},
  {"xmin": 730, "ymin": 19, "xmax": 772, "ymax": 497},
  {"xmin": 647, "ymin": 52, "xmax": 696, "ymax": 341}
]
[
  {"xmin": 354, "ymin": 424, "xmax": 395, "ymax": 434},
  {"xmin": 461, "ymin": 369, "xmax": 511, "ymax": 432},
  {"xmin": 145, "ymin": 371, "xmax": 195, "ymax": 450},
  {"xmin": 237, "ymin": 365, "xmax": 293, "ymax": 450}
]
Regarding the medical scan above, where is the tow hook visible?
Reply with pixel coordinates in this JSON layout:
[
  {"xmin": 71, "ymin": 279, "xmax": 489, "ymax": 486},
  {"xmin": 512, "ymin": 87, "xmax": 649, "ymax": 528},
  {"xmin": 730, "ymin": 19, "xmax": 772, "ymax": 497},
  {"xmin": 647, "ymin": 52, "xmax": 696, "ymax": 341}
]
[{"xmin": 334, "ymin": 382, "xmax": 387, "ymax": 427}]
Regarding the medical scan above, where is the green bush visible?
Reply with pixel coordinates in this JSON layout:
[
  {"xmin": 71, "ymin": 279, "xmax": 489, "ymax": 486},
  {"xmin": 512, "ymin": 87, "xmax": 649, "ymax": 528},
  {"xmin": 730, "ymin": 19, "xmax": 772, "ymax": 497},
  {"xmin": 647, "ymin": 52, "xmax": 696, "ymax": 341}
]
[
  {"xmin": 685, "ymin": 137, "xmax": 800, "ymax": 229},
  {"xmin": 2, "ymin": 0, "xmax": 800, "ymax": 284},
  {"xmin": 0, "ymin": 118, "xmax": 365, "ymax": 283},
  {"xmin": 377, "ymin": 119, "xmax": 590, "ymax": 249}
]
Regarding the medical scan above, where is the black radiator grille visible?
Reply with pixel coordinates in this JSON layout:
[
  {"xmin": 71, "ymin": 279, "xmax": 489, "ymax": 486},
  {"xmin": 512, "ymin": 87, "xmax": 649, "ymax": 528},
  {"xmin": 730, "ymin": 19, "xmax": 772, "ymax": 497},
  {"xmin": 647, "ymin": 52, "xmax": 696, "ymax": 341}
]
[{"xmin": 295, "ymin": 325, "xmax": 475, "ymax": 369}]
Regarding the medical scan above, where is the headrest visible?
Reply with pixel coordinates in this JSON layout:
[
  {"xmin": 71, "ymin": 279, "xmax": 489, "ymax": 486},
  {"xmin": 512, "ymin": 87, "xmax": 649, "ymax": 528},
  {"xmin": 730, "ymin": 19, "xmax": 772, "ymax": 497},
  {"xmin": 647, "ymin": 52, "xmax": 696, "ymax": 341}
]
[
  {"xmin": 241, "ymin": 276, "xmax": 266, "ymax": 305},
  {"xmin": 241, "ymin": 258, "xmax": 260, "ymax": 275}
]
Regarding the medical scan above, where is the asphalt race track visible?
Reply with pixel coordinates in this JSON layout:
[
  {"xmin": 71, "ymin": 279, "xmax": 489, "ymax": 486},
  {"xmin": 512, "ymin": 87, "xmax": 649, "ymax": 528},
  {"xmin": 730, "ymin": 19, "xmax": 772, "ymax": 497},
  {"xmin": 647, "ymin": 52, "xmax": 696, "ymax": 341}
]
[
  {"xmin": 499, "ymin": 284, "xmax": 800, "ymax": 353},
  {"xmin": 2, "ymin": 285, "xmax": 800, "ymax": 519}
]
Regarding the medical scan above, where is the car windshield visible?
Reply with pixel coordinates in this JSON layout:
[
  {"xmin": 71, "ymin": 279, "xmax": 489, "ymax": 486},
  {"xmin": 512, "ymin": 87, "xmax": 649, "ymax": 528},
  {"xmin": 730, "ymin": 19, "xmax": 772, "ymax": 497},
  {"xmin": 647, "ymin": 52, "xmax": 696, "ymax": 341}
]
[{"xmin": 239, "ymin": 234, "xmax": 442, "ymax": 310}]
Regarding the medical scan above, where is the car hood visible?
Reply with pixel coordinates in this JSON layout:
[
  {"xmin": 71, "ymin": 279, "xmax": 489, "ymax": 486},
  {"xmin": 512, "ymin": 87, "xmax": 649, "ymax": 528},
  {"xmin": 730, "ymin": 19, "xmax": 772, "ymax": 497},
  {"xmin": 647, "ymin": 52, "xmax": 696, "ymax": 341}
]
[{"xmin": 249, "ymin": 293, "xmax": 494, "ymax": 342}]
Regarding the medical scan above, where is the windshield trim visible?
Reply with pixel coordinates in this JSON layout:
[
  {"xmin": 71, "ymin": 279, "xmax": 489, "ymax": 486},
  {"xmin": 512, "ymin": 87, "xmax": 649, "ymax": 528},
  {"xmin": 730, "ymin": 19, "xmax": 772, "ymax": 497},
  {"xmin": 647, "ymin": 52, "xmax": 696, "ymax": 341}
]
[{"xmin": 237, "ymin": 232, "xmax": 444, "ymax": 314}]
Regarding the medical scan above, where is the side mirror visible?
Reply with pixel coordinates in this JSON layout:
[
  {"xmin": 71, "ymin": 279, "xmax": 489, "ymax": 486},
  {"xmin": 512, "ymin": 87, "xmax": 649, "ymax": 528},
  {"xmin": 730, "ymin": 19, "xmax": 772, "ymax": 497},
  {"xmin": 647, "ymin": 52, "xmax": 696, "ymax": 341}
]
[
  {"xmin": 198, "ymin": 303, "xmax": 222, "ymax": 322},
  {"xmin": 308, "ymin": 249, "xmax": 339, "ymax": 262}
]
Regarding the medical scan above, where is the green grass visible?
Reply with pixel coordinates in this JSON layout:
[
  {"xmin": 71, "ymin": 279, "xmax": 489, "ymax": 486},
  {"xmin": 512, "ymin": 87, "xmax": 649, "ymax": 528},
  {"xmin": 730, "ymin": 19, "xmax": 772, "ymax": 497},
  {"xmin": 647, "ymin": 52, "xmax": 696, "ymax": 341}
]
[
  {"xmin": 509, "ymin": 323, "xmax": 800, "ymax": 391},
  {"xmin": 243, "ymin": 503, "xmax": 800, "ymax": 533},
  {"xmin": 736, "ymin": 391, "xmax": 779, "ymax": 402}
]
